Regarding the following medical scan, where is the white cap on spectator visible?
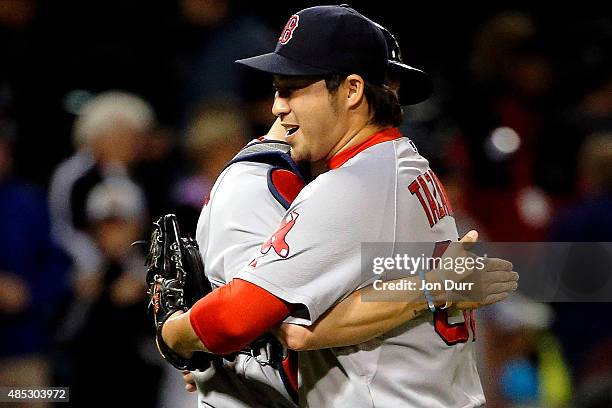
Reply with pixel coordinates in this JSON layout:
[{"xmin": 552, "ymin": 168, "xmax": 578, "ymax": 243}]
[
  {"xmin": 85, "ymin": 176, "xmax": 147, "ymax": 223},
  {"xmin": 73, "ymin": 90, "xmax": 156, "ymax": 147}
]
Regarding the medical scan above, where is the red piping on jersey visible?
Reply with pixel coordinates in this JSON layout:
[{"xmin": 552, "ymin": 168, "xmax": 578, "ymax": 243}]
[
  {"xmin": 282, "ymin": 350, "xmax": 299, "ymax": 393},
  {"xmin": 189, "ymin": 278, "xmax": 291, "ymax": 355},
  {"xmin": 326, "ymin": 127, "xmax": 402, "ymax": 170},
  {"xmin": 270, "ymin": 168, "xmax": 305, "ymax": 204}
]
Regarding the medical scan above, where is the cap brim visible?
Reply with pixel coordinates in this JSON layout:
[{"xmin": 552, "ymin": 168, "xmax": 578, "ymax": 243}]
[
  {"xmin": 388, "ymin": 61, "xmax": 433, "ymax": 105},
  {"xmin": 236, "ymin": 52, "xmax": 332, "ymax": 77},
  {"xmin": 237, "ymin": 52, "xmax": 434, "ymax": 104}
]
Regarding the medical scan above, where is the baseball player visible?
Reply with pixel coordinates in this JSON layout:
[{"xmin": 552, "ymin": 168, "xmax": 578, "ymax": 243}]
[
  {"xmin": 178, "ymin": 17, "xmax": 443, "ymax": 408},
  {"xmin": 165, "ymin": 5, "xmax": 518, "ymax": 407},
  {"xmin": 182, "ymin": 119, "xmax": 300, "ymax": 408}
]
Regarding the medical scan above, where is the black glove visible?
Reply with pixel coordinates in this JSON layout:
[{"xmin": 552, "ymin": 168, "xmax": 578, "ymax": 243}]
[{"xmin": 144, "ymin": 214, "xmax": 213, "ymax": 370}]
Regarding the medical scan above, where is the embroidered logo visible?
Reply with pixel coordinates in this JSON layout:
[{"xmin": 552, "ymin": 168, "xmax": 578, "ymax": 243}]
[
  {"xmin": 279, "ymin": 15, "xmax": 299, "ymax": 45},
  {"xmin": 260, "ymin": 212, "xmax": 299, "ymax": 258}
]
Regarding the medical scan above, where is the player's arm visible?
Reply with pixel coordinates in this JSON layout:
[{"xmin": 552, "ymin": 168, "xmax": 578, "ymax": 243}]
[
  {"xmin": 276, "ymin": 231, "xmax": 518, "ymax": 350},
  {"xmin": 275, "ymin": 274, "xmax": 430, "ymax": 350},
  {"xmin": 162, "ymin": 278, "xmax": 292, "ymax": 358},
  {"xmin": 163, "ymin": 119, "xmax": 302, "ymax": 359}
]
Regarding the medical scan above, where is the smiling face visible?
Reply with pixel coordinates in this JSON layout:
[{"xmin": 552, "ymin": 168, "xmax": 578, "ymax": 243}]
[{"xmin": 272, "ymin": 75, "xmax": 348, "ymax": 164}]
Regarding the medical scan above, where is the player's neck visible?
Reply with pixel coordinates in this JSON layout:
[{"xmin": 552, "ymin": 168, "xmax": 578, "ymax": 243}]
[
  {"xmin": 326, "ymin": 123, "xmax": 388, "ymax": 163},
  {"xmin": 309, "ymin": 160, "xmax": 329, "ymax": 178}
]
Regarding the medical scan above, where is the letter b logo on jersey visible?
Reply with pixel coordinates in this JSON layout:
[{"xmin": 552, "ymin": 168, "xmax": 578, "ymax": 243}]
[
  {"xmin": 261, "ymin": 212, "xmax": 299, "ymax": 258},
  {"xmin": 279, "ymin": 15, "xmax": 299, "ymax": 45}
]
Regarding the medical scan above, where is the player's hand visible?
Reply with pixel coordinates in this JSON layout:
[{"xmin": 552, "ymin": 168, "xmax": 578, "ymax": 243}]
[
  {"xmin": 453, "ymin": 258, "xmax": 518, "ymax": 309},
  {"xmin": 182, "ymin": 370, "xmax": 197, "ymax": 392},
  {"xmin": 161, "ymin": 311, "xmax": 191, "ymax": 356},
  {"xmin": 431, "ymin": 230, "xmax": 519, "ymax": 309},
  {"xmin": 264, "ymin": 117, "xmax": 286, "ymax": 141}
]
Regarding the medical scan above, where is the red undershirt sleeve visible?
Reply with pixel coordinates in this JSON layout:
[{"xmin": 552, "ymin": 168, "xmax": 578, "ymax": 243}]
[{"xmin": 189, "ymin": 278, "xmax": 292, "ymax": 355}]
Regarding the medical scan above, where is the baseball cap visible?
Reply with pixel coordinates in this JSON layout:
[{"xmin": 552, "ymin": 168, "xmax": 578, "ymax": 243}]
[
  {"xmin": 378, "ymin": 25, "xmax": 434, "ymax": 105},
  {"xmin": 236, "ymin": 5, "xmax": 389, "ymax": 85}
]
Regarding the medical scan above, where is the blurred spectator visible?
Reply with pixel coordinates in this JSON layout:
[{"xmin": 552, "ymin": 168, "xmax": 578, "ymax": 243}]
[
  {"xmin": 170, "ymin": 100, "xmax": 250, "ymax": 231},
  {"xmin": 456, "ymin": 11, "xmax": 560, "ymax": 241},
  {"xmin": 131, "ymin": 125, "xmax": 181, "ymax": 224},
  {"xmin": 48, "ymin": 90, "xmax": 155, "ymax": 297},
  {"xmin": 574, "ymin": 71, "xmax": 612, "ymax": 139},
  {"xmin": 0, "ymin": 2, "xmax": 609, "ymax": 405},
  {"xmin": 67, "ymin": 177, "xmax": 162, "ymax": 407},
  {"xmin": 573, "ymin": 342, "xmax": 612, "ymax": 408},
  {"xmin": 0, "ymin": 121, "xmax": 69, "ymax": 406},
  {"xmin": 549, "ymin": 133, "xmax": 612, "ymax": 241},
  {"xmin": 534, "ymin": 18, "xmax": 612, "ymax": 213},
  {"xmin": 175, "ymin": 0, "xmax": 277, "ymax": 134},
  {"xmin": 479, "ymin": 294, "xmax": 571, "ymax": 408},
  {"xmin": 441, "ymin": 166, "xmax": 490, "ymax": 239},
  {"xmin": 573, "ymin": 382, "xmax": 612, "ymax": 408},
  {"xmin": 427, "ymin": 133, "xmax": 491, "ymax": 239},
  {"xmin": 547, "ymin": 133, "xmax": 612, "ymax": 400},
  {"xmin": 0, "ymin": 0, "xmax": 36, "ymax": 29}
]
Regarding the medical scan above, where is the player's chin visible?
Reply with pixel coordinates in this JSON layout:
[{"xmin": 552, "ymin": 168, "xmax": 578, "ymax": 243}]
[
  {"xmin": 288, "ymin": 141, "xmax": 308, "ymax": 162},
  {"xmin": 289, "ymin": 147, "xmax": 308, "ymax": 164}
]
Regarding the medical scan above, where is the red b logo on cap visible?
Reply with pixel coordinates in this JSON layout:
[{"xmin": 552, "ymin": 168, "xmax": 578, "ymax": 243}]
[{"xmin": 279, "ymin": 15, "xmax": 299, "ymax": 45}]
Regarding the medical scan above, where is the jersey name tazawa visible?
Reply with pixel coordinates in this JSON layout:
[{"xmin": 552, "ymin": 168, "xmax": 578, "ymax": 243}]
[{"xmin": 409, "ymin": 169, "xmax": 454, "ymax": 228}]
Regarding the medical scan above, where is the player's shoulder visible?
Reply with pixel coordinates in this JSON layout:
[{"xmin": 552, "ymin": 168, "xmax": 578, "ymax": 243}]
[
  {"xmin": 340, "ymin": 136, "xmax": 430, "ymax": 173},
  {"xmin": 385, "ymin": 136, "xmax": 430, "ymax": 171},
  {"xmin": 366, "ymin": 135, "xmax": 435, "ymax": 185},
  {"xmin": 218, "ymin": 159, "xmax": 273, "ymax": 186},
  {"xmin": 308, "ymin": 164, "xmax": 370, "ymax": 197},
  {"xmin": 209, "ymin": 160, "xmax": 273, "ymax": 203},
  {"xmin": 224, "ymin": 159, "xmax": 274, "ymax": 177},
  {"xmin": 295, "ymin": 161, "xmax": 388, "ymax": 213},
  {"xmin": 324, "ymin": 137, "xmax": 429, "ymax": 185}
]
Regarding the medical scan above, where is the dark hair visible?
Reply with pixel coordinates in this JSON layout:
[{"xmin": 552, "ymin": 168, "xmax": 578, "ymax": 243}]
[{"xmin": 324, "ymin": 74, "xmax": 403, "ymax": 127}]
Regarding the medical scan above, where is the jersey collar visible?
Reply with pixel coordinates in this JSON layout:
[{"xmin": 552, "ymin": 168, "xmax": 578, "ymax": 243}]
[{"xmin": 326, "ymin": 127, "xmax": 402, "ymax": 170}]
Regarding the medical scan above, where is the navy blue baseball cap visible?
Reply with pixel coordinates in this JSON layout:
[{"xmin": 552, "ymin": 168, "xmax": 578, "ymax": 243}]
[{"xmin": 236, "ymin": 5, "xmax": 389, "ymax": 85}]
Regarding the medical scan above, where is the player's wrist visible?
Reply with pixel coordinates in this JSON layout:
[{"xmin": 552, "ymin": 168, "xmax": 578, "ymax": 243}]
[
  {"xmin": 422, "ymin": 270, "xmax": 448, "ymax": 311},
  {"xmin": 161, "ymin": 311, "xmax": 195, "ymax": 358}
]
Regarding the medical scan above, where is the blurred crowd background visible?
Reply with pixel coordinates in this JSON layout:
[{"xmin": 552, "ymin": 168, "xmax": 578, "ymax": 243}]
[{"xmin": 0, "ymin": 0, "xmax": 611, "ymax": 407}]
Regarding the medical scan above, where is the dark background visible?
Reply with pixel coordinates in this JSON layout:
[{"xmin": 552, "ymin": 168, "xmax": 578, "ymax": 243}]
[{"xmin": 1, "ymin": 1, "xmax": 611, "ymax": 407}]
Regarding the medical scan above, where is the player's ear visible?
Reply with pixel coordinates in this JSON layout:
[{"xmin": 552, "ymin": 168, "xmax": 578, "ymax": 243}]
[{"xmin": 345, "ymin": 74, "xmax": 365, "ymax": 110}]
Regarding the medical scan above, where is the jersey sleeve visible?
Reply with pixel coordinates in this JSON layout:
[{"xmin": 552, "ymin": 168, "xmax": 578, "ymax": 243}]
[
  {"xmin": 196, "ymin": 162, "xmax": 289, "ymax": 285},
  {"xmin": 235, "ymin": 169, "xmax": 393, "ymax": 325},
  {"xmin": 189, "ymin": 278, "xmax": 291, "ymax": 354}
]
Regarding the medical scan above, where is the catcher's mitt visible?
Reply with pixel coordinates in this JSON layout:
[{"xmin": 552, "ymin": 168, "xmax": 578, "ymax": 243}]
[{"xmin": 145, "ymin": 214, "xmax": 213, "ymax": 370}]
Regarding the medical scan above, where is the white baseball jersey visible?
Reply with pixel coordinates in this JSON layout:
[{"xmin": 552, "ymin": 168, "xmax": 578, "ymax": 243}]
[
  {"xmin": 236, "ymin": 128, "xmax": 485, "ymax": 407},
  {"xmin": 193, "ymin": 157, "xmax": 298, "ymax": 408}
]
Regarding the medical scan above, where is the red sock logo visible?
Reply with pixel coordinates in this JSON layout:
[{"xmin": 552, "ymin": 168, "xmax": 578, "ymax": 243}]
[
  {"xmin": 261, "ymin": 212, "xmax": 299, "ymax": 258},
  {"xmin": 279, "ymin": 15, "xmax": 299, "ymax": 45}
]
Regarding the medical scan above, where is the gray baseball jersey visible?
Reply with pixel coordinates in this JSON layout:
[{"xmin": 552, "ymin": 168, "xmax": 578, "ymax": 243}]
[
  {"xmin": 236, "ymin": 128, "xmax": 485, "ymax": 407},
  {"xmin": 193, "ymin": 158, "xmax": 298, "ymax": 408}
]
